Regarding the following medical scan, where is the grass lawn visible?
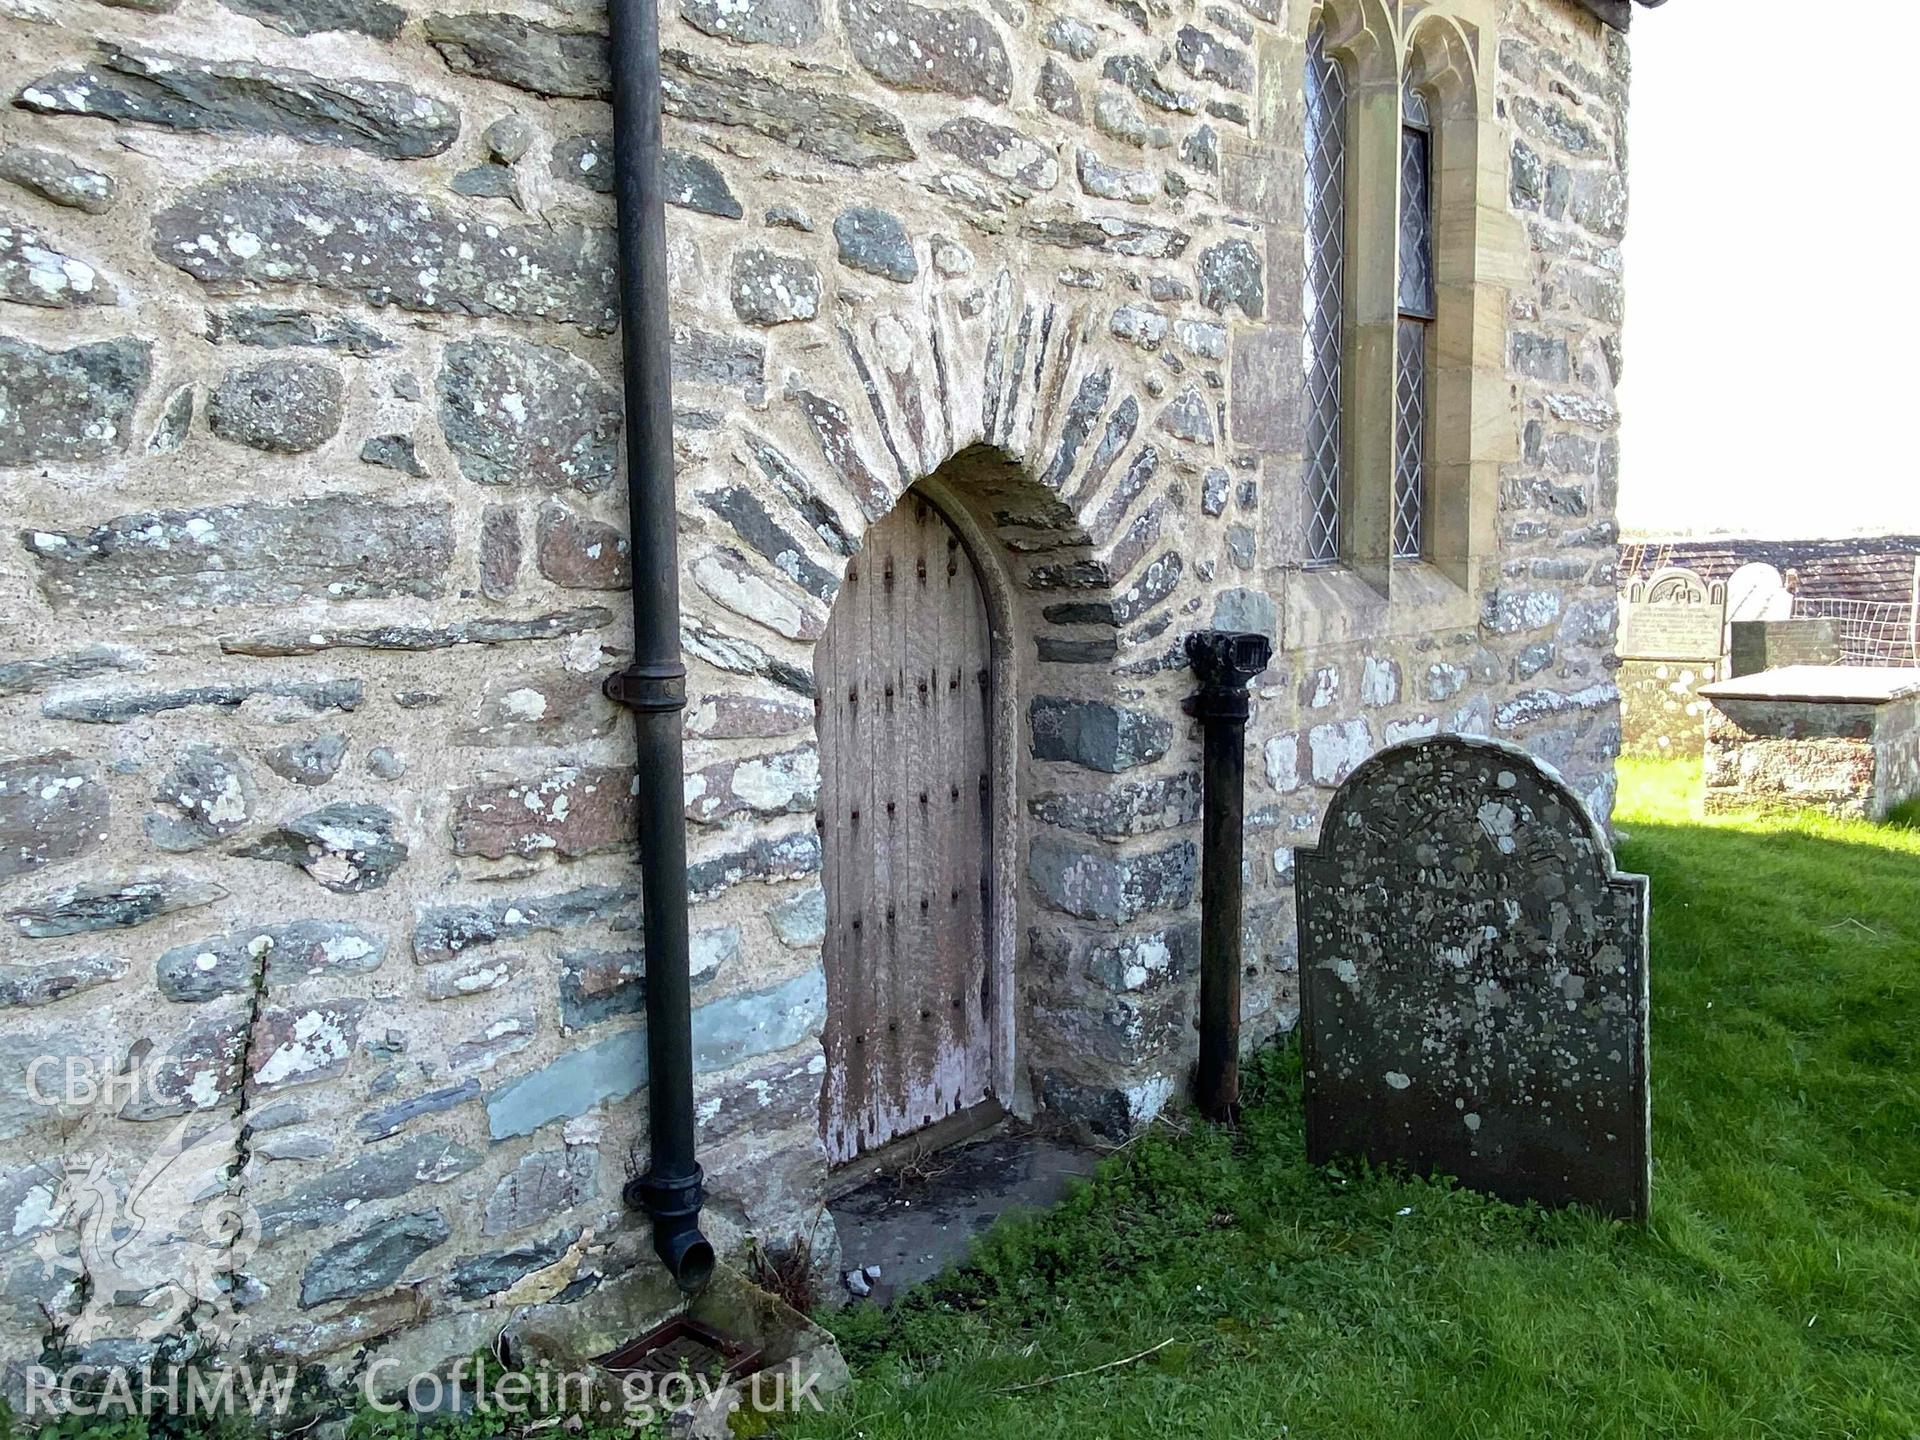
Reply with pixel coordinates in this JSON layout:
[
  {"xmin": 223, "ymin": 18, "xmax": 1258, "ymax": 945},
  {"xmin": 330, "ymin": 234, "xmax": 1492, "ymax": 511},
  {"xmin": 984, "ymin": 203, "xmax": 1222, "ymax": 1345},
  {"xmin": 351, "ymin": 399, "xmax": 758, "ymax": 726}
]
[{"xmin": 788, "ymin": 759, "xmax": 1920, "ymax": 1440}]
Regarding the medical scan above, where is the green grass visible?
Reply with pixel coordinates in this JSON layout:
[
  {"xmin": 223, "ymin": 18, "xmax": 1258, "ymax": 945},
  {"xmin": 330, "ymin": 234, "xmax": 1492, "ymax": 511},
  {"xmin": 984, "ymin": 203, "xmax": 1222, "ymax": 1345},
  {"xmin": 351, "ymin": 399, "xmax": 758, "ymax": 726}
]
[
  {"xmin": 788, "ymin": 759, "xmax": 1920, "ymax": 1440},
  {"xmin": 9, "ymin": 762, "xmax": 1911, "ymax": 1440}
]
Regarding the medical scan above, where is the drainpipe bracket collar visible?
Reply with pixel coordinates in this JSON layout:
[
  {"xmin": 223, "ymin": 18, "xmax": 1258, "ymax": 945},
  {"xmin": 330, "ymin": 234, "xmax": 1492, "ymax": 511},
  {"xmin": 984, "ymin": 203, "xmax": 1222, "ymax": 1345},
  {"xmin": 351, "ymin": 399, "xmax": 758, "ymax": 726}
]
[
  {"xmin": 625, "ymin": 1165, "xmax": 706, "ymax": 1219},
  {"xmin": 605, "ymin": 661, "xmax": 688, "ymax": 714}
]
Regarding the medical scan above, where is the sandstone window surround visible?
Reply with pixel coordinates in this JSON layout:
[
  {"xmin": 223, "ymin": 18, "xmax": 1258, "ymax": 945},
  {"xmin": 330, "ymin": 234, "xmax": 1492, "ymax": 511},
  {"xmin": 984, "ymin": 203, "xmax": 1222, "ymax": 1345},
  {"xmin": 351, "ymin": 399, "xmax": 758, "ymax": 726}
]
[{"xmin": 1276, "ymin": 0, "xmax": 1518, "ymax": 650}]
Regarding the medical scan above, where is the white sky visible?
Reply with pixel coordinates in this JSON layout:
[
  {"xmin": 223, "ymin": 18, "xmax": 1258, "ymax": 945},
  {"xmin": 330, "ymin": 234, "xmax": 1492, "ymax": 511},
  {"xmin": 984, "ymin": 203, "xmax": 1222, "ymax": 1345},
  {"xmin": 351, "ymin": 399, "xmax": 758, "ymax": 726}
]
[{"xmin": 1617, "ymin": 0, "xmax": 1919, "ymax": 539}]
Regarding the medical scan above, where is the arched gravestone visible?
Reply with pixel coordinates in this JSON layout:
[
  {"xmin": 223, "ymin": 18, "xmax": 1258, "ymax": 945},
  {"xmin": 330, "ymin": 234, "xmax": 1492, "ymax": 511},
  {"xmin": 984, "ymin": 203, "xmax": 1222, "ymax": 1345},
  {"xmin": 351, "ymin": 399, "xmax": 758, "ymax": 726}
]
[
  {"xmin": 1727, "ymin": 562, "xmax": 1792, "ymax": 624},
  {"xmin": 1621, "ymin": 564, "xmax": 1726, "ymax": 663},
  {"xmin": 1296, "ymin": 735, "xmax": 1651, "ymax": 1219}
]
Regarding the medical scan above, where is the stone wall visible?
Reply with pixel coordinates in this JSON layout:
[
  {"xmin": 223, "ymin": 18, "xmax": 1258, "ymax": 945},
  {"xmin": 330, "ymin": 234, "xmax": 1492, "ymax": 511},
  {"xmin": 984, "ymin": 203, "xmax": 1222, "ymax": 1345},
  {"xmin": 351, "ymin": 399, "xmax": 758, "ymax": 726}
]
[
  {"xmin": 0, "ymin": 0, "xmax": 1627, "ymax": 1388},
  {"xmin": 1705, "ymin": 690, "xmax": 1920, "ymax": 821},
  {"xmin": 1618, "ymin": 658, "xmax": 1713, "ymax": 760}
]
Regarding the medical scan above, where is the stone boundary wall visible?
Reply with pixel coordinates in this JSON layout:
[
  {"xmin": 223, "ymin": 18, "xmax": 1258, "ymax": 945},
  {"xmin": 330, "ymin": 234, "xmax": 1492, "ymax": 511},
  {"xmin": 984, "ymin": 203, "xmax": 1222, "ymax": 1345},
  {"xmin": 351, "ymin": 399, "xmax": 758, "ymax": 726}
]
[
  {"xmin": 0, "ymin": 0, "xmax": 1627, "ymax": 1386},
  {"xmin": 1618, "ymin": 658, "xmax": 1714, "ymax": 760}
]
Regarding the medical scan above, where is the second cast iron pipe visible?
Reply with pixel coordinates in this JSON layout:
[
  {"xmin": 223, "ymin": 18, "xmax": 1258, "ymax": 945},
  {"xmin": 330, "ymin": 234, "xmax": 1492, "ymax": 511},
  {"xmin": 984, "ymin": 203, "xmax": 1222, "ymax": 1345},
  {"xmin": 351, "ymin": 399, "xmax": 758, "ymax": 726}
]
[{"xmin": 1184, "ymin": 630, "xmax": 1274, "ymax": 1122}]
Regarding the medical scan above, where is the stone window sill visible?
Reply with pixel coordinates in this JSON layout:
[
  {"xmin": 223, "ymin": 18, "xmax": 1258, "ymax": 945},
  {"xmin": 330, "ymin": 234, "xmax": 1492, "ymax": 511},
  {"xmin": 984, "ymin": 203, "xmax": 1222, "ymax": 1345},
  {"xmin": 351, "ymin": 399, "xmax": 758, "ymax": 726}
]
[{"xmin": 1279, "ymin": 559, "xmax": 1476, "ymax": 651}]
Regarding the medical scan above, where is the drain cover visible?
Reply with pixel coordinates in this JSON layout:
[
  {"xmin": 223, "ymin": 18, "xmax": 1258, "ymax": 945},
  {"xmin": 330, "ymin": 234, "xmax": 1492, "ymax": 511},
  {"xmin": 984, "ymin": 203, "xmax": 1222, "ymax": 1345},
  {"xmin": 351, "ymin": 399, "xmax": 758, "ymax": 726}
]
[{"xmin": 595, "ymin": 1317, "xmax": 763, "ymax": 1382}]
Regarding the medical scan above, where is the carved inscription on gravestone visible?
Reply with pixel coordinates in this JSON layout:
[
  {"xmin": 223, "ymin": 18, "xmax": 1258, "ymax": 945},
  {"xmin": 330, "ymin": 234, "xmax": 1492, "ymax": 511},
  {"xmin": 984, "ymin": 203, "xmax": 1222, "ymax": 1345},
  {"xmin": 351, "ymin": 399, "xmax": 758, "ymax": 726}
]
[
  {"xmin": 1297, "ymin": 735, "xmax": 1651, "ymax": 1219},
  {"xmin": 1620, "ymin": 565, "xmax": 1725, "ymax": 662}
]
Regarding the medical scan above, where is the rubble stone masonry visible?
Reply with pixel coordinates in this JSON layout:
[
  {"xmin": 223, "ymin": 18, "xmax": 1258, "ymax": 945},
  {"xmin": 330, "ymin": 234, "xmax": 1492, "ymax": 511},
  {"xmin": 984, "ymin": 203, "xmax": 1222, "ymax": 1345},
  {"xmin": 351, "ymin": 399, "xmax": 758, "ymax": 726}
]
[{"xmin": 0, "ymin": 0, "xmax": 1628, "ymax": 1387}]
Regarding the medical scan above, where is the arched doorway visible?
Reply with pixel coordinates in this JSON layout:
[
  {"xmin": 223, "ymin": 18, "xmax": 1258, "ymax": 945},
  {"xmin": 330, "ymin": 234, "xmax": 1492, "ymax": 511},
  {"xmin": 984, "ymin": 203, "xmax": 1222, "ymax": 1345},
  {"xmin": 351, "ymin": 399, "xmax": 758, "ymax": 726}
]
[{"xmin": 816, "ymin": 491, "xmax": 998, "ymax": 1166}]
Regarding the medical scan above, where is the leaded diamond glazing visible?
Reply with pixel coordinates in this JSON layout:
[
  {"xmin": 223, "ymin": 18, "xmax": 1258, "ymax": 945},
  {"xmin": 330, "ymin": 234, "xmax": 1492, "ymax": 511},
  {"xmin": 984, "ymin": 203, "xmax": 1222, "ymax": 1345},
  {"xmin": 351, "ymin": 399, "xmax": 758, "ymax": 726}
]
[
  {"xmin": 1394, "ymin": 70, "xmax": 1435, "ymax": 562},
  {"xmin": 1302, "ymin": 25, "xmax": 1347, "ymax": 567},
  {"xmin": 1402, "ymin": 74, "xmax": 1431, "ymax": 128},
  {"xmin": 1398, "ymin": 114, "xmax": 1435, "ymax": 319},
  {"xmin": 1393, "ymin": 317, "xmax": 1426, "ymax": 560}
]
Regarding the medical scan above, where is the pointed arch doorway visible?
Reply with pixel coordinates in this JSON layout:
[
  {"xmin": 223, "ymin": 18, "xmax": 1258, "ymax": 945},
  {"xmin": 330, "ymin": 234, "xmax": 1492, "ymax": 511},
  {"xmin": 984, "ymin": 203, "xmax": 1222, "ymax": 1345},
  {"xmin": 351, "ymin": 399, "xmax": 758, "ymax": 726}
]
[{"xmin": 816, "ymin": 490, "xmax": 1001, "ymax": 1167}]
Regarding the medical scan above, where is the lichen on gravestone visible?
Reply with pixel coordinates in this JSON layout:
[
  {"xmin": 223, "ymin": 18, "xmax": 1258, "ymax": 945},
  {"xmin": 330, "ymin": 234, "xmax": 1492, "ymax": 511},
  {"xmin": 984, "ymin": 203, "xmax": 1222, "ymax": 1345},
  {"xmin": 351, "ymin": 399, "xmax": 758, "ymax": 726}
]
[{"xmin": 1296, "ymin": 734, "xmax": 1651, "ymax": 1220}]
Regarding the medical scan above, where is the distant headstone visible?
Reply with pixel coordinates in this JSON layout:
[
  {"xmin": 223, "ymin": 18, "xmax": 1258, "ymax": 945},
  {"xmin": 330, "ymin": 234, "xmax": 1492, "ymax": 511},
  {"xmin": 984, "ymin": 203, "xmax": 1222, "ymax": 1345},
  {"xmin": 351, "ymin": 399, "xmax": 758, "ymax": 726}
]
[
  {"xmin": 1726, "ymin": 562, "xmax": 1792, "ymax": 624},
  {"xmin": 1296, "ymin": 735, "xmax": 1651, "ymax": 1220},
  {"xmin": 1620, "ymin": 565, "xmax": 1725, "ymax": 662}
]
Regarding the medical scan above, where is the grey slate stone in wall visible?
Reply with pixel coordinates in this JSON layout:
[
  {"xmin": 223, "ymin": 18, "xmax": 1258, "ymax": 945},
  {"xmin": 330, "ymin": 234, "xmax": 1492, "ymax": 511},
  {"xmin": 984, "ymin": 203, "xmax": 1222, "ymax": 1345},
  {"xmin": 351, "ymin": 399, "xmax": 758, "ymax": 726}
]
[
  {"xmin": 23, "ymin": 497, "xmax": 453, "ymax": 611},
  {"xmin": 833, "ymin": 207, "xmax": 918, "ymax": 282},
  {"xmin": 0, "ymin": 337, "xmax": 150, "ymax": 465},
  {"xmin": 0, "ymin": 145, "xmax": 116, "ymax": 213},
  {"xmin": 487, "ymin": 1027, "xmax": 646, "ymax": 1139},
  {"xmin": 412, "ymin": 883, "xmax": 639, "ymax": 963},
  {"xmin": 0, "ymin": 753, "xmax": 107, "ymax": 883},
  {"xmin": 663, "ymin": 150, "xmax": 744, "ymax": 218},
  {"xmin": 686, "ymin": 831, "xmax": 821, "ymax": 900},
  {"xmin": 1030, "ymin": 696, "xmax": 1172, "ymax": 772},
  {"xmin": 156, "ymin": 920, "xmax": 387, "ymax": 1002},
  {"xmin": 681, "ymin": 0, "xmax": 823, "ymax": 49},
  {"xmin": 1027, "ymin": 836, "xmax": 1196, "ymax": 922},
  {"xmin": 1296, "ymin": 735, "xmax": 1650, "ymax": 1220},
  {"xmin": 234, "ymin": 803, "xmax": 408, "ymax": 893},
  {"xmin": 930, "ymin": 118, "xmax": 1061, "ymax": 193},
  {"xmin": 0, "ymin": 647, "xmax": 141, "ymax": 700},
  {"xmin": 146, "ymin": 748, "xmax": 255, "ymax": 852},
  {"xmin": 360, "ymin": 433, "xmax": 428, "ymax": 477},
  {"xmin": 40, "ymin": 680, "xmax": 364, "ymax": 725},
  {"xmin": 1175, "ymin": 24, "xmax": 1254, "ymax": 90},
  {"xmin": 1197, "ymin": 236, "xmax": 1263, "ymax": 318},
  {"xmin": 299, "ymin": 1210, "xmax": 450, "ymax": 1308},
  {"xmin": 423, "ymin": 14, "xmax": 611, "ymax": 99},
  {"xmin": 154, "ymin": 171, "xmax": 619, "ymax": 331},
  {"xmin": 208, "ymin": 360, "xmax": 344, "ymax": 453},
  {"xmin": 1029, "ymin": 771, "xmax": 1201, "ymax": 838},
  {"xmin": 445, "ymin": 1228, "xmax": 579, "ymax": 1300},
  {"xmin": 0, "ymin": 954, "xmax": 127, "ymax": 1010},
  {"xmin": 483, "ymin": 1147, "xmax": 598, "ymax": 1235},
  {"xmin": 263, "ymin": 737, "xmax": 348, "ymax": 787},
  {"xmin": 217, "ymin": 0, "xmax": 408, "ymax": 39},
  {"xmin": 1, "ymin": 214, "xmax": 114, "ymax": 308},
  {"xmin": 730, "ymin": 249, "xmax": 822, "ymax": 327},
  {"xmin": 205, "ymin": 307, "xmax": 394, "ymax": 356},
  {"xmin": 660, "ymin": 49, "xmax": 915, "ymax": 169},
  {"xmin": 839, "ymin": 0, "xmax": 1012, "ymax": 101},
  {"xmin": 18, "ymin": 45, "xmax": 460, "ymax": 160},
  {"xmin": 1022, "ymin": 214, "xmax": 1189, "ymax": 258},
  {"xmin": 691, "ymin": 966, "xmax": 825, "ymax": 1075},
  {"xmin": 258, "ymin": 1133, "xmax": 480, "ymax": 1238},
  {"xmin": 356, "ymin": 1081, "xmax": 482, "ymax": 1141},
  {"xmin": 438, "ymin": 338, "xmax": 621, "ymax": 492},
  {"xmin": 148, "ymin": 386, "xmax": 194, "ymax": 454},
  {"xmin": 221, "ymin": 609, "xmax": 610, "ymax": 657},
  {"xmin": 6, "ymin": 872, "xmax": 225, "ymax": 938}
]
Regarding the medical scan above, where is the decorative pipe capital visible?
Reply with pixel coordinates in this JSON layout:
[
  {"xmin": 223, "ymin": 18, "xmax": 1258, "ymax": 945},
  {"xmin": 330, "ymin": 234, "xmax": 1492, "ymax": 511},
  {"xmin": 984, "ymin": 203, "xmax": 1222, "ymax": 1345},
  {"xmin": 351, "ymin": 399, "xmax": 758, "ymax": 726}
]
[{"xmin": 1183, "ymin": 630, "xmax": 1273, "ymax": 723}]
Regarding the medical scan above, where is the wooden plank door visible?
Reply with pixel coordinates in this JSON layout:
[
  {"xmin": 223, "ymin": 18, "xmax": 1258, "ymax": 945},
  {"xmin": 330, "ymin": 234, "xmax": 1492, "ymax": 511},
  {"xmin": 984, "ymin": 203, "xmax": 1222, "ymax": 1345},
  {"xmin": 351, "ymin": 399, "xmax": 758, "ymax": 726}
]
[{"xmin": 817, "ymin": 494, "xmax": 994, "ymax": 1166}]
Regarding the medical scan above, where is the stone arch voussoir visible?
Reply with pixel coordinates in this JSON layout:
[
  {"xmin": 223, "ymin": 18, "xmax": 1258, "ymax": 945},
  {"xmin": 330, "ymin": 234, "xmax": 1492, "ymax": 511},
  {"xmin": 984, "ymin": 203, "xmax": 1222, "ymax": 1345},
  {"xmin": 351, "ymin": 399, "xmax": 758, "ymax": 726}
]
[{"xmin": 684, "ymin": 267, "xmax": 1217, "ymax": 687}]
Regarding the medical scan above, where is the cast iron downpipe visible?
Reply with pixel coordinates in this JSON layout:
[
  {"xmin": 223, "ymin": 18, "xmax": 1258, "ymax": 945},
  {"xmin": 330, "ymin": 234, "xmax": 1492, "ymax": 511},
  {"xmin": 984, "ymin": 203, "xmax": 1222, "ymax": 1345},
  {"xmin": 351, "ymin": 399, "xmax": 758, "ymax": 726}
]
[
  {"xmin": 1184, "ymin": 631, "xmax": 1274, "ymax": 1122},
  {"xmin": 604, "ymin": 0, "xmax": 715, "ymax": 1295}
]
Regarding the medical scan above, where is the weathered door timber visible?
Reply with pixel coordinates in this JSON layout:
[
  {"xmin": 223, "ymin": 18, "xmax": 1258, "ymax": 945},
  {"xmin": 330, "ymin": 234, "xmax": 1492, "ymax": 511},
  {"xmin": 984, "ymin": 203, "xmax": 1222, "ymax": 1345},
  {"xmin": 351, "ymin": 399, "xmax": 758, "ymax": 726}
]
[{"xmin": 818, "ymin": 494, "xmax": 996, "ymax": 1166}]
